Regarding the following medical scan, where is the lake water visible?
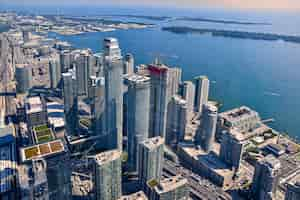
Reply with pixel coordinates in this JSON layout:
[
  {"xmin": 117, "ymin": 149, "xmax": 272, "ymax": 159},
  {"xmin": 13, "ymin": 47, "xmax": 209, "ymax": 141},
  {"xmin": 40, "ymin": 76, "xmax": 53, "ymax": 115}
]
[{"xmin": 4, "ymin": 5, "xmax": 300, "ymax": 138}]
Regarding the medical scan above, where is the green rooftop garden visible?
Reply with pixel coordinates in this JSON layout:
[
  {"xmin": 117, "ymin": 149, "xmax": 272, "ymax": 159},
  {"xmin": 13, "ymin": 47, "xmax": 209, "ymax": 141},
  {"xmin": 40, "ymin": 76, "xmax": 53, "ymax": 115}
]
[{"xmin": 33, "ymin": 124, "xmax": 54, "ymax": 144}]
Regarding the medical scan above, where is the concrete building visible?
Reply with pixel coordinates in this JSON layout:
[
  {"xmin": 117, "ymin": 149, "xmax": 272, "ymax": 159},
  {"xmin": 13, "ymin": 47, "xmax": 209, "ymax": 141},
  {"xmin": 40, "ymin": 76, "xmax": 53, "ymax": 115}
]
[
  {"xmin": 25, "ymin": 96, "xmax": 48, "ymax": 129},
  {"xmin": 90, "ymin": 76, "xmax": 106, "ymax": 137},
  {"xmin": 62, "ymin": 70, "xmax": 78, "ymax": 136},
  {"xmin": 124, "ymin": 53, "xmax": 134, "ymax": 75},
  {"xmin": 49, "ymin": 58, "xmax": 61, "ymax": 89},
  {"xmin": 181, "ymin": 81, "xmax": 195, "ymax": 118},
  {"xmin": 148, "ymin": 64, "xmax": 169, "ymax": 138},
  {"xmin": 218, "ymin": 106, "xmax": 261, "ymax": 133},
  {"xmin": 60, "ymin": 50, "xmax": 72, "ymax": 73},
  {"xmin": 147, "ymin": 176, "xmax": 189, "ymax": 200},
  {"xmin": 220, "ymin": 130, "xmax": 245, "ymax": 173},
  {"xmin": 195, "ymin": 103, "xmax": 218, "ymax": 152},
  {"xmin": 119, "ymin": 191, "xmax": 148, "ymax": 200},
  {"xmin": 139, "ymin": 137, "xmax": 164, "ymax": 190},
  {"xmin": 18, "ymin": 159, "xmax": 49, "ymax": 200},
  {"xmin": 177, "ymin": 143, "xmax": 234, "ymax": 189},
  {"xmin": 103, "ymin": 38, "xmax": 123, "ymax": 150},
  {"xmin": 19, "ymin": 140, "xmax": 72, "ymax": 200},
  {"xmin": 251, "ymin": 155, "xmax": 281, "ymax": 200},
  {"xmin": 76, "ymin": 50, "xmax": 91, "ymax": 96},
  {"xmin": 124, "ymin": 74, "xmax": 151, "ymax": 172},
  {"xmin": 168, "ymin": 67, "xmax": 182, "ymax": 97},
  {"xmin": 0, "ymin": 125, "xmax": 17, "ymax": 200},
  {"xmin": 22, "ymin": 29, "xmax": 30, "ymax": 43},
  {"xmin": 94, "ymin": 52, "xmax": 104, "ymax": 76},
  {"xmin": 194, "ymin": 76, "xmax": 209, "ymax": 113},
  {"xmin": 285, "ymin": 181, "xmax": 300, "ymax": 200},
  {"xmin": 15, "ymin": 64, "xmax": 32, "ymax": 93},
  {"xmin": 166, "ymin": 95, "xmax": 187, "ymax": 145},
  {"xmin": 92, "ymin": 150, "xmax": 122, "ymax": 200}
]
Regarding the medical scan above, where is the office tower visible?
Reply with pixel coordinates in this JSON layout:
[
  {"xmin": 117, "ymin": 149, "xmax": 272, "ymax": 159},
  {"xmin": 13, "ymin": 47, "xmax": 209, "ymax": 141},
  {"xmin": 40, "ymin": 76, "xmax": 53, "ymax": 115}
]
[
  {"xmin": 139, "ymin": 137, "xmax": 164, "ymax": 189},
  {"xmin": 49, "ymin": 58, "xmax": 61, "ymax": 88},
  {"xmin": 25, "ymin": 96, "xmax": 48, "ymax": 128},
  {"xmin": 147, "ymin": 176, "xmax": 189, "ymax": 200},
  {"xmin": 166, "ymin": 95, "xmax": 187, "ymax": 144},
  {"xmin": 60, "ymin": 50, "xmax": 71, "ymax": 73},
  {"xmin": 251, "ymin": 155, "xmax": 281, "ymax": 200},
  {"xmin": 20, "ymin": 140, "xmax": 72, "ymax": 200},
  {"xmin": 220, "ymin": 130, "xmax": 245, "ymax": 173},
  {"xmin": 92, "ymin": 150, "xmax": 122, "ymax": 200},
  {"xmin": 194, "ymin": 76, "xmax": 209, "ymax": 113},
  {"xmin": 19, "ymin": 159, "xmax": 49, "ymax": 200},
  {"xmin": 76, "ymin": 51, "xmax": 90, "ymax": 96},
  {"xmin": 62, "ymin": 70, "xmax": 78, "ymax": 136},
  {"xmin": 124, "ymin": 53, "xmax": 134, "ymax": 74},
  {"xmin": 181, "ymin": 81, "xmax": 195, "ymax": 113},
  {"xmin": 124, "ymin": 74, "xmax": 151, "ymax": 171},
  {"xmin": 15, "ymin": 64, "xmax": 32, "ymax": 93},
  {"xmin": 168, "ymin": 67, "xmax": 182, "ymax": 97},
  {"xmin": 90, "ymin": 76, "xmax": 106, "ymax": 136},
  {"xmin": 94, "ymin": 53, "xmax": 104, "ymax": 76},
  {"xmin": 285, "ymin": 182, "xmax": 300, "ymax": 200},
  {"xmin": 195, "ymin": 103, "xmax": 218, "ymax": 152},
  {"xmin": 148, "ymin": 64, "xmax": 169, "ymax": 138},
  {"xmin": 22, "ymin": 29, "xmax": 30, "ymax": 42},
  {"xmin": 0, "ymin": 124, "xmax": 17, "ymax": 200},
  {"xmin": 103, "ymin": 38, "xmax": 123, "ymax": 150}
]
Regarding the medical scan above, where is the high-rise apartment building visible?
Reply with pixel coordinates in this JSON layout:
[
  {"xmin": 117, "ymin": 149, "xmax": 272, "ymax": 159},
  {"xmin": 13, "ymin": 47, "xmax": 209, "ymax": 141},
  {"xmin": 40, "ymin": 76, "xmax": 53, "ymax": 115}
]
[
  {"xmin": 15, "ymin": 64, "xmax": 32, "ymax": 93},
  {"xmin": 92, "ymin": 150, "xmax": 122, "ymax": 200},
  {"xmin": 124, "ymin": 53, "xmax": 134, "ymax": 75},
  {"xmin": 139, "ymin": 137, "xmax": 164, "ymax": 189},
  {"xmin": 62, "ymin": 70, "xmax": 78, "ymax": 136},
  {"xmin": 285, "ymin": 181, "xmax": 300, "ymax": 200},
  {"xmin": 166, "ymin": 95, "xmax": 187, "ymax": 144},
  {"xmin": 76, "ymin": 51, "xmax": 91, "ymax": 96},
  {"xmin": 195, "ymin": 103, "xmax": 218, "ymax": 152},
  {"xmin": 49, "ymin": 58, "xmax": 61, "ymax": 89},
  {"xmin": 194, "ymin": 76, "xmax": 209, "ymax": 114},
  {"xmin": 181, "ymin": 81, "xmax": 195, "ymax": 113},
  {"xmin": 103, "ymin": 38, "xmax": 123, "ymax": 150},
  {"xmin": 251, "ymin": 155, "xmax": 281, "ymax": 200},
  {"xmin": 124, "ymin": 74, "xmax": 151, "ymax": 172}
]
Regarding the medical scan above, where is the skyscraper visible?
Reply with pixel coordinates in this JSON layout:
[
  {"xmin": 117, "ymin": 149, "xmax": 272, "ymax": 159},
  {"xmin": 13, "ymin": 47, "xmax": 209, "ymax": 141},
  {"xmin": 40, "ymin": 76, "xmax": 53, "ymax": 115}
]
[
  {"xmin": 49, "ymin": 58, "xmax": 61, "ymax": 89},
  {"xmin": 220, "ymin": 129, "xmax": 245, "ymax": 173},
  {"xmin": 92, "ymin": 150, "xmax": 122, "ymax": 200},
  {"xmin": 90, "ymin": 76, "xmax": 106, "ymax": 137},
  {"xmin": 194, "ymin": 76, "xmax": 209, "ymax": 114},
  {"xmin": 251, "ymin": 155, "xmax": 281, "ymax": 200},
  {"xmin": 124, "ymin": 53, "xmax": 134, "ymax": 75},
  {"xmin": 76, "ymin": 51, "xmax": 90, "ymax": 96},
  {"xmin": 15, "ymin": 64, "xmax": 32, "ymax": 94},
  {"xmin": 168, "ymin": 67, "xmax": 182, "ymax": 97},
  {"xmin": 103, "ymin": 38, "xmax": 123, "ymax": 150},
  {"xmin": 0, "ymin": 124, "xmax": 17, "ymax": 200},
  {"xmin": 166, "ymin": 95, "xmax": 187, "ymax": 145},
  {"xmin": 94, "ymin": 52, "xmax": 104, "ymax": 76},
  {"xmin": 139, "ymin": 137, "xmax": 164, "ymax": 189},
  {"xmin": 285, "ymin": 181, "xmax": 300, "ymax": 200},
  {"xmin": 181, "ymin": 81, "xmax": 195, "ymax": 118},
  {"xmin": 60, "ymin": 50, "xmax": 71, "ymax": 73},
  {"xmin": 149, "ymin": 64, "xmax": 169, "ymax": 138},
  {"xmin": 62, "ymin": 69, "xmax": 78, "ymax": 136},
  {"xmin": 195, "ymin": 103, "xmax": 218, "ymax": 152},
  {"xmin": 124, "ymin": 74, "xmax": 151, "ymax": 172}
]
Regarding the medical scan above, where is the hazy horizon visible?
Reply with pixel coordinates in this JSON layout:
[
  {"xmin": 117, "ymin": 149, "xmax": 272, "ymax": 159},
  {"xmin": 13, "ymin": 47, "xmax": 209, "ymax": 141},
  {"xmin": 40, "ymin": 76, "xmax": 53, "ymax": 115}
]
[{"xmin": 1, "ymin": 0, "xmax": 300, "ymax": 12}]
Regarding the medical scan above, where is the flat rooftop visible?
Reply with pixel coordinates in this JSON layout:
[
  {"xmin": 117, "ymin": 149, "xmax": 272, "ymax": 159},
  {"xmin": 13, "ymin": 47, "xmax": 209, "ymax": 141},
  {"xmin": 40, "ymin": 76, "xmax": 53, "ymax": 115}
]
[
  {"xmin": 261, "ymin": 154, "xmax": 281, "ymax": 170},
  {"xmin": 0, "ymin": 125, "xmax": 15, "ymax": 146},
  {"xmin": 219, "ymin": 106, "xmax": 259, "ymax": 122},
  {"xmin": 21, "ymin": 139, "xmax": 65, "ymax": 162},
  {"xmin": 141, "ymin": 136, "xmax": 164, "ymax": 150},
  {"xmin": 119, "ymin": 191, "xmax": 148, "ymax": 200},
  {"xmin": 172, "ymin": 95, "xmax": 187, "ymax": 105},
  {"xmin": 124, "ymin": 74, "xmax": 150, "ymax": 85},
  {"xmin": 178, "ymin": 143, "xmax": 232, "ymax": 177},
  {"xmin": 32, "ymin": 124, "xmax": 55, "ymax": 144},
  {"xmin": 93, "ymin": 150, "xmax": 122, "ymax": 165},
  {"xmin": 155, "ymin": 175, "xmax": 187, "ymax": 194},
  {"xmin": 26, "ymin": 96, "xmax": 43, "ymax": 114}
]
